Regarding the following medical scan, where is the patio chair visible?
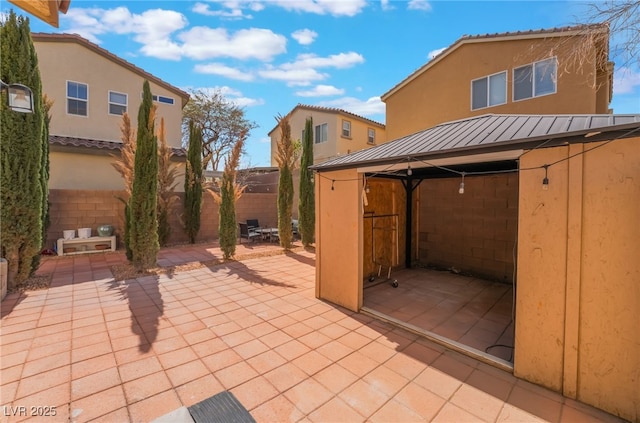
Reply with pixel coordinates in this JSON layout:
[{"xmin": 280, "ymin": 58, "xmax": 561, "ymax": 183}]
[
  {"xmin": 239, "ymin": 222, "xmax": 260, "ymax": 243},
  {"xmin": 292, "ymin": 219, "xmax": 299, "ymax": 239},
  {"xmin": 247, "ymin": 219, "xmax": 261, "ymax": 230}
]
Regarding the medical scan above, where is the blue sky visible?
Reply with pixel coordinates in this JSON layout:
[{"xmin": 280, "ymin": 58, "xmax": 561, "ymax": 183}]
[{"xmin": 20, "ymin": 0, "xmax": 640, "ymax": 168}]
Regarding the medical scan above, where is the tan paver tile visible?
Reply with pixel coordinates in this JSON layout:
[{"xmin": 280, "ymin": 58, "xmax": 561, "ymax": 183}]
[
  {"xmin": 284, "ymin": 378, "xmax": 334, "ymax": 415},
  {"xmin": 314, "ymin": 364, "xmax": 359, "ymax": 394},
  {"xmin": 123, "ymin": 371, "xmax": 172, "ymax": 404},
  {"xmin": 264, "ymin": 362, "xmax": 308, "ymax": 392},
  {"xmin": 118, "ymin": 356, "xmax": 163, "ymax": 383},
  {"xmin": 157, "ymin": 346, "xmax": 199, "ymax": 369},
  {"xmin": 497, "ymin": 403, "xmax": 547, "ymax": 422},
  {"xmin": 230, "ymin": 375, "xmax": 279, "ymax": 411},
  {"xmin": 15, "ymin": 366, "xmax": 70, "ymax": 400},
  {"xmin": 113, "ymin": 344, "xmax": 153, "ymax": 365},
  {"xmin": 1, "ymin": 351, "xmax": 28, "ymax": 370},
  {"xmin": 259, "ymin": 330, "xmax": 294, "ymax": 349},
  {"xmin": 71, "ymin": 353, "xmax": 117, "ymax": 380},
  {"xmin": 308, "ymin": 396, "xmax": 366, "ymax": 422},
  {"xmin": 71, "ymin": 340, "xmax": 112, "ymax": 363},
  {"xmin": 246, "ymin": 350, "xmax": 287, "ymax": 374},
  {"xmin": 337, "ymin": 351, "xmax": 379, "ymax": 378},
  {"xmin": 175, "ymin": 374, "xmax": 225, "ymax": 407},
  {"xmin": 369, "ymin": 398, "xmax": 426, "ymax": 423},
  {"xmin": 433, "ymin": 402, "xmax": 487, "ymax": 422},
  {"xmin": 274, "ymin": 339, "xmax": 310, "ymax": 361},
  {"xmin": 414, "ymin": 367, "xmax": 463, "ymax": 400},
  {"xmin": 465, "ymin": 368, "xmax": 515, "ymax": 402},
  {"xmin": 451, "ymin": 383, "xmax": 504, "ymax": 421},
  {"xmin": 70, "ymin": 385, "xmax": 127, "ymax": 423},
  {"xmin": 1, "ymin": 364, "xmax": 23, "ymax": 386},
  {"xmin": 72, "ymin": 366, "xmax": 122, "ymax": 401},
  {"xmin": 336, "ymin": 331, "xmax": 371, "ymax": 350},
  {"xmin": 214, "ymin": 361, "xmax": 258, "ymax": 389},
  {"xmin": 292, "ymin": 350, "xmax": 332, "ymax": 376},
  {"xmin": 86, "ymin": 407, "xmax": 130, "ymax": 423},
  {"xmin": 338, "ymin": 379, "xmax": 390, "ymax": 419},
  {"xmin": 250, "ymin": 395, "xmax": 304, "ymax": 423},
  {"xmin": 363, "ymin": 364, "xmax": 410, "ymax": 397},
  {"xmin": 166, "ymin": 359, "xmax": 210, "ymax": 387},
  {"xmin": 315, "ymin": 340, "xmax": 353, "ymax": 362},
  {"xmin": 201, "ymin": 348, "xmax": 243, "ymax": 373},
  {"xmin": 127, "ymin": 389, "xmax": 181, "ymax": 423}
]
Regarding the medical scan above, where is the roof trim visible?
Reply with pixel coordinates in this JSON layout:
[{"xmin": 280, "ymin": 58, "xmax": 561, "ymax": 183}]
[
  {"xmin": 32, "ymin": 32, "xmax": 190, "ymax": 107},
  {"xmin": 311, "ymin": 114, "xmax": 640, "ymax": 172},
  {"xmin": 267, "ymin": 103, "xmax": 385, "ymax": 136},
  {"xmin": 50, "ymin": 135, "xmax": 186, "ymax": 157},
  {"xmin": 381, "ymin": 23, "xmax": 609, "ymax": 101}
]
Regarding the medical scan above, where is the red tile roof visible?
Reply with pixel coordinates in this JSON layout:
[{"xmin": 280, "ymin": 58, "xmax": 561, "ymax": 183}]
[{"xmin": 50, "ymin": 135, "xmax": 186, "ymax": 157}]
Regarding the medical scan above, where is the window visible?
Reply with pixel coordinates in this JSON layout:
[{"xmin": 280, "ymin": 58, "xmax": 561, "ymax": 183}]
[
  {"xmin": 142, "ymin": 93, "xmax": 175, "ymax": 105},
  {"xmin": 342, "ymin": 120, "xmax": 351, "ymax": 137},
  {"xmin": 314, "ymin": 123, "xmax": 328, "ymax": 144},
  {"xmin": 471, "ymin": 71, "xmax": 506, "ymax": 110},
  {"xmin": 67, "ymin": 81, "xmax": 88, "ymax": 116},
  {"xmin": 108, "ymin": 91, "xmax": 127, "ymax": 115},
  {"xmin": 367, "ymin": 128, "xmax": 376, "ymax": 144},
  {"xmin": 514, "ymin": 57, "xmax": 557, "ymax": 101}
]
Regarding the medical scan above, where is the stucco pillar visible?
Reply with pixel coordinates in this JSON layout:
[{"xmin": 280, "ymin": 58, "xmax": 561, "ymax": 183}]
[{"xmin": 562, "ymin": 144, "xmax": 584, "ymax": 399}]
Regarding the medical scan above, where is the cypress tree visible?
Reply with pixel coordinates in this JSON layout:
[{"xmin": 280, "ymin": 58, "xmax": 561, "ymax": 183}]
[
  {"xmin": 157, "ymin": 118, "xmax": 178, "ymax": 247},
  {"xmin": 184, "ymin": 121, "xmax": 203, "ymax": 244},
  {"xmin": 275, "ymin": 114, "xmax": 297, "ymax": 249},
  {"xmin": 129, "ymin": 81, "xmax": 158, "ymax": 270},
  {"xmin": 1, "ymin": 11, "xmax": 45, "ymax": 288},
  {"xmin": 298, "ymin": 117, "xmax": 315, "ymax": 247},
  {"xmin": 218, "ymin": 135, "xmax": 245, "ymax": 259}
]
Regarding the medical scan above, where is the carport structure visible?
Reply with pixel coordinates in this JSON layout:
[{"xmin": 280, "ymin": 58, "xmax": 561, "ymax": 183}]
[{"xmin": 312, "ymin": 113, "xmax": 640, "ymax": 422}]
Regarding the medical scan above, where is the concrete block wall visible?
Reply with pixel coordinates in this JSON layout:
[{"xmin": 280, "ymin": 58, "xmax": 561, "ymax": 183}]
[
  {"xmin": 47, "ymin": 189, "xmax": 277, "ymax": 250},
  {"xmin": 417, "ymin": 173, "xmax": 518, "ymax": 282}
]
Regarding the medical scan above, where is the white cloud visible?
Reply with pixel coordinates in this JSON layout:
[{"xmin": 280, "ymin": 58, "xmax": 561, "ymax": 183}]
[
  {"xmin": 267, "ymin": 0, "xmax": 367, "ymax": 16},
  {"xmin": 194, "ymin": 63, "xmax": 255, "ymax": 81},
  {"xmin": 613, "ymin": 67, "xmax": 640, "ymax": 95},
  {"xmin": 292, "ymin": 29, "xmax": 318, "ymax": 46},
  {"xmin": 259, "ymin": 137, "xmax": 271, "ymax": 144},
  {"xmin": 259, "ymin": 66, "xmax": 328, "ymax": 86},
  {"xmin": 60, "ymin": 6, "xmax": 287, "ymax": 62},
  {"xmin": 380, "ymin": 0, "xmax": 394, "ymax": 11},
  {"xmin": 192, "ymin": 2, "xmax": 251, "ymax": 19},
  {"xmin": 259, "ymin": 52, "xmax": 364, "ymax": 86},
  {"xmin": 408, "ymin": 0, "xmax": 432, "ymax": 11},
  {"xmin": 64, "ymin": 7, "xmax": 187, "ymax": 60},
  {"xmin": 319, "ymin": 96, "xmax": 386, "ymax": 118},
  {"xmin": 296, "ymin": 85, "xmax": 345, "ymax": 97},
  {"xmin": 191, "ymin": 86, "xmax": 264, "ymax": 108},
  {"xmin": 428, "ymin": 47, "xmax": 447, "ymax": 60},
  {"xmin": 179, "ymin": 27, "xmax": 286, "ymax": 61}
]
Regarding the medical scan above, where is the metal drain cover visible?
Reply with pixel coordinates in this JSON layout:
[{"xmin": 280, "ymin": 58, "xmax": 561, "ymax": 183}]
[{"xmin": 188, "ymin": 391, "xmax": 255, "ymax": 423}]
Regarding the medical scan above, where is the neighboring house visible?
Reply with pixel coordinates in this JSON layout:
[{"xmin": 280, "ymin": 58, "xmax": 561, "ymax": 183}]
[
  {"xmin": 32, "ymin": 33, "xmax": 190, "ymax": 246},
  {"xmin": 311, "ymin": 23, "xmax": 639, "ymax": 422},
  {"xmin": 382, "ymin": 24, "xmax": 613, "ymax": 140},
  {"xmin": 33, "ymin": 33, "xmax": 189, "ymax": 191},
  {"xmin": 268, "ymin": 104, "xmax": 386, "ymax": 166}
]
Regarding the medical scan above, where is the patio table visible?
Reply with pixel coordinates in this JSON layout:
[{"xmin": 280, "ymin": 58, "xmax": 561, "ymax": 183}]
[{"xmin": 255, "ymin": 228, "xmax": 279, "ymax": 242}]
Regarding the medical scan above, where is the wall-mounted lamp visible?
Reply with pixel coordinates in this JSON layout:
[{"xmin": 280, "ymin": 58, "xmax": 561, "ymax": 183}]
[
  {"xmin": 542, "ymin": 165, "xmax": 549, "ymax": 191},
  {"xmin": 1, "ymin": 80, "xmax": 34, "ymax": 113},
  {"xmin": 407, "ymin": 163, "xmax": 412, "ymax": 176},
  {"xmin": 331, "ymin": 180, "xmax": 335, "ymax": 191}
]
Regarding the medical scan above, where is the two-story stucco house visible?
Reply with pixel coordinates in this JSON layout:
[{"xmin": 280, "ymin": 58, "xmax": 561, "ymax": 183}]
[
  {"xmin": 32, "ymin": 33, "xmax": 190, "ymax": 247},
  {"xmin": 269, "ymin": 104, "xmax": 386, "ymax": 166},
  {"xmin": 312, "ymin": 23, "xmax": 640, "ymax": 422},
  {"xmin": 382, "ymin": 23, "xmax": 612, "ymax": 139}
]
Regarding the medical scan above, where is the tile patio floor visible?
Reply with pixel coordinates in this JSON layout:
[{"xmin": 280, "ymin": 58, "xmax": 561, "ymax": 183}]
[
  {"xmin": 363, "ymin": 268, "xmax": 514, "ymax": 363},
  {"xmin": 1, "ymin": 243, "xmax": 626, "ymax": 423}
]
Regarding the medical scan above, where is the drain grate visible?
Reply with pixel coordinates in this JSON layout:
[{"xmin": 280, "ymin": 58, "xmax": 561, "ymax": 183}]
[{"xmin": 188, "ymin": 391, "xmax": 255, "ymax": 423}]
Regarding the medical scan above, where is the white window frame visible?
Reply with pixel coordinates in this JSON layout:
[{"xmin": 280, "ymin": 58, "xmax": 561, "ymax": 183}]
[
  {"xmin": 342, "ymin": 119, "xmax": 351, "ymax": 138},
  {"xmin": 108, "ymin": 91, "xmax": 127, "ymax": 116},
  {"xmin": 66, "ymin": 80, "xmax": 88, "ymax": 117},
  {"xmin": 315, "ymin": 123, "xmax": 328, "ymax": 144},
  {"xmin": 513, "ymin": 57, "xmax": 558, "ymax": 102},
  {"xmin": 367, "ymin": 128, "xmax": 376, "ymax": 144},
  {"xmin": 470, "ymin": 70, "xmax": 507, "ymax": 111},
  {"xmin": 141, "ymin": 93, "xmax": 176, "ymax": 105}
]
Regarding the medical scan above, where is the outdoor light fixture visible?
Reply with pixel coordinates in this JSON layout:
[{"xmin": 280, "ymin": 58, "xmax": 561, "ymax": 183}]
[
  {"xmin": 458, "ymin": 172, "xmax": 466, "ymax": 194},
  {"xmin": 542, "ymin": 165, "xmax": 549, "ymax": 190},
  {"xmin": 407, "ymin": 163, "xmax": 412, "ymax": 176},
  {"xmin": 0, "ymin": 80, "xmax": 34, "ymax": 113},
  {"xmin": 331, "ymin": 180, "xmax": 335, "ymax": 191}
]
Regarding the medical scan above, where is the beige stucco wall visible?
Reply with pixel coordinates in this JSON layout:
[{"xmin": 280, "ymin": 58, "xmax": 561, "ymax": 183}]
[
  {"xmin": 516, "ymin": 138, "xmax": 640, "ymax": 422},
  {"xmin": 49, "ymin": 150, "xmax": 186, "ymax": 191},
  {"xmin": 35, "ymin": 41, "xmax": 184, "ymax": 147},
  {"xmin": 315, "ymin": 168, "xmax": 363, "ymax": 311},
  {"xmin": 270, "ymin": 109, "xmax": 385, "ymax": 166},
  {"xmin": 384, "ymin": 36, "xmax": 609, "ymax": 140}
]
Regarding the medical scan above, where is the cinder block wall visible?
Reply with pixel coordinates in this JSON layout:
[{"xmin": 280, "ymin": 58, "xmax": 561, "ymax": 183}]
[
  {"xmin": 47, "ymin": 189, "xmax": 277, "ymax": 250},
  {"xmin": 417, "ymin": 173, "xmax": 518, "ymax": 282}
]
